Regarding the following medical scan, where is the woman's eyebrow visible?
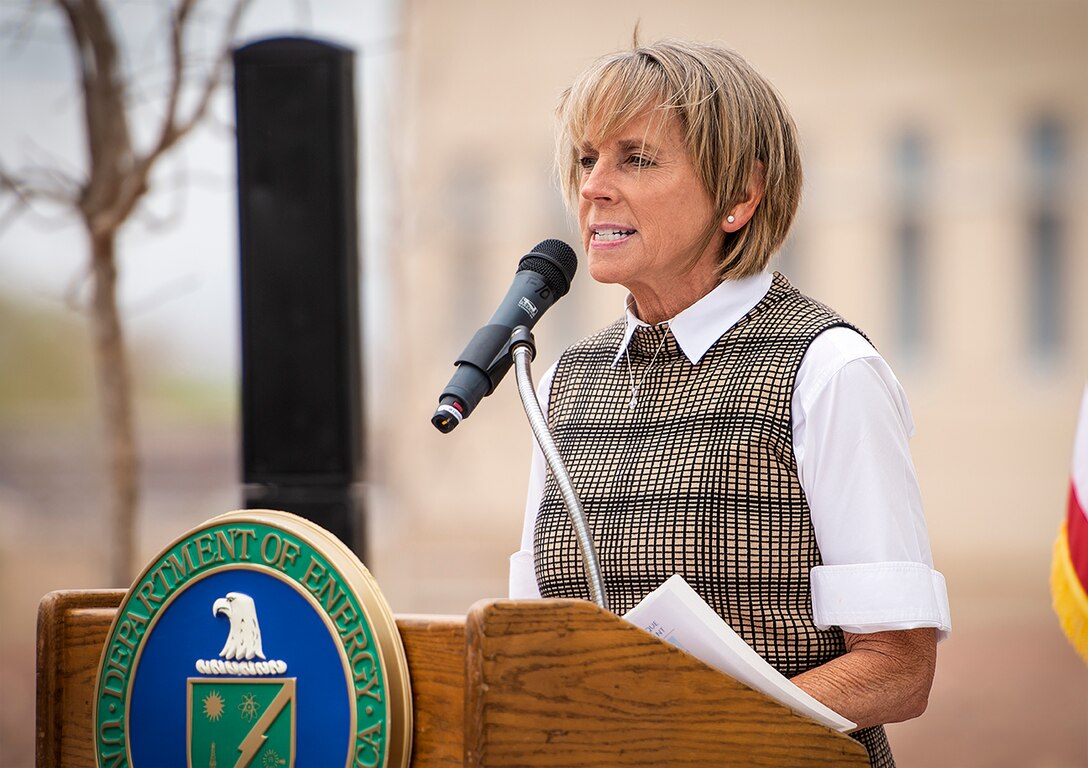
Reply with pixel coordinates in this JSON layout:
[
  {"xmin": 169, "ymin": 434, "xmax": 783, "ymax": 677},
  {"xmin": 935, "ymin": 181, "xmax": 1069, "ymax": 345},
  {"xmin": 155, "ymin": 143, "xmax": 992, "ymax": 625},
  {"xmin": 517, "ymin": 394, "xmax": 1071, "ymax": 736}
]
[
  {"xmin": 582, "ymin": 138, "xmax": 661, "ymax": 155},
  {"xmin": 616, "ymin": 139, "xmax": 651, "ymax": 152}
]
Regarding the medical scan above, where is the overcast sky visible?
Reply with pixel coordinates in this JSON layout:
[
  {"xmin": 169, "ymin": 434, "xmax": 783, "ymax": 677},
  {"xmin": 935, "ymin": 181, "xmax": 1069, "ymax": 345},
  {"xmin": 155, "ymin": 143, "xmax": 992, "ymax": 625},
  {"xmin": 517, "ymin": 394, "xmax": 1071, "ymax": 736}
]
[{"xmin": 0, "ymin": 0, "xmax": 399, "ymax": 381}]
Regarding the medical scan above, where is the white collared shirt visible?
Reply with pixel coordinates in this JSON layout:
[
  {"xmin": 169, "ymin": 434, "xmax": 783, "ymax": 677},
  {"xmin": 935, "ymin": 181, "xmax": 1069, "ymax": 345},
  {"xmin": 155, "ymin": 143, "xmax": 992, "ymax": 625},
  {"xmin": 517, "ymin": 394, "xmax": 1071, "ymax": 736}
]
[{"xmin": 510, "ymin": 271, "xmax": 952, "ymax": 639}]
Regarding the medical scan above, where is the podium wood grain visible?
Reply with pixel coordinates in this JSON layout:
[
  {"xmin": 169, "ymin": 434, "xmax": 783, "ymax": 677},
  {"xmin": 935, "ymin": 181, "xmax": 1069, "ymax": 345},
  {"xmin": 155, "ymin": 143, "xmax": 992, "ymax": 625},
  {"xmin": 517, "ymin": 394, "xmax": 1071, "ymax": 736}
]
[
  {"xmin": 39, "ymin": 592, "xmax": 869, "ymax": 767},
  {"xmin": 36, "ymin": 590, "xmax": 465, "ymax": 768},
  {"xmin": 464, "ymin": 599, "xmax": 869, "ymax": 767}
]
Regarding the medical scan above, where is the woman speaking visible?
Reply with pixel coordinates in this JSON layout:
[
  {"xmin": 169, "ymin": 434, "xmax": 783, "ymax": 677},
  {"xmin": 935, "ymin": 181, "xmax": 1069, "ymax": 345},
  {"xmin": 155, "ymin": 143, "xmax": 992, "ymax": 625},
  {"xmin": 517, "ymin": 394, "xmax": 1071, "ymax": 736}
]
[{"xmin": 508, "ymin": 39, "xmax": 951, "ymax": 767}]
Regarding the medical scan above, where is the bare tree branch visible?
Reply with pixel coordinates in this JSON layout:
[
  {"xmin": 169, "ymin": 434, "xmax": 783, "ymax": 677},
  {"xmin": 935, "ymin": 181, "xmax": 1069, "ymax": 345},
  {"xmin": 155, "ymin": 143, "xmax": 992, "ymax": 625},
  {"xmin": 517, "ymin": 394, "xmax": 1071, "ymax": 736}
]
[
  {"xmin": 0, "ymin": 198, "xmax": 26, "ymax": 236},
  {"xmin": 148, "ymin": 0, "xmax": 248, "ymax": 160},
  {"xmin": 155, "ymin": 0, "xmax": 196, "ymax": 159},
  {"xmin": 5, "ymin": 1, "xmax": 247, "ymax": 238},
  {"xmin": 0, "ymin": 166, "xmax": 33, "ymax": 204},
  {"xmin": 59, "ymin": 0, "xmax": 249, "ymax": 238},
  {"xmin": 55, "ymin": 0, "xmax": 136, "ymax": 229},
  {"xmin": 0, "ymin": 0, "xmax": 48, "ymax": 49},
  {"xmin": 131, "ymin": 158, "xmax": 188, "ymax": 233},
  {"xmin": 5, "ymin": 0, "xmax": 255, "ymax": 585},
  {"xmin": 0, "ymin": 162, "xmax": 78, "ymax": 207},
  {"xmin": 20, "ymin": 141, "xmax": 84, "ymax": 189}
]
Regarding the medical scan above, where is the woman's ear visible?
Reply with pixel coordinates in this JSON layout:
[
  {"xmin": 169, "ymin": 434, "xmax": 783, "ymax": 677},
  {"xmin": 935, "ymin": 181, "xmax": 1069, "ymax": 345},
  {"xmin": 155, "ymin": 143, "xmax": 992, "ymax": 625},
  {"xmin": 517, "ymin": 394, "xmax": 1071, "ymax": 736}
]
[{"xmin": 721, "ymin": 161, "xmax": 766, "ymax": 233}]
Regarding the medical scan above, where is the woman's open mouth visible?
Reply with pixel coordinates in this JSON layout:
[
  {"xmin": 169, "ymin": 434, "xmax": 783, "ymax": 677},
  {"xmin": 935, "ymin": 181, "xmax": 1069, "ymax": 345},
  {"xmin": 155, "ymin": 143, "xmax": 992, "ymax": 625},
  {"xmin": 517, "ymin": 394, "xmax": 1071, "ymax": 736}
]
[{"xmin": 591, "ymin": 228, "xmax": 636, "ymax": 243}]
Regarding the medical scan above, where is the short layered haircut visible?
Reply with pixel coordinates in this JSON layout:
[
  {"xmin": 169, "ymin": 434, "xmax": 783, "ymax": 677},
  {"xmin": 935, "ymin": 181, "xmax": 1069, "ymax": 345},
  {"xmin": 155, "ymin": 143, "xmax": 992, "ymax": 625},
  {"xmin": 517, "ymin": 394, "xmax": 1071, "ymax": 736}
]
[{"xmin": 557, "ymin": 39, "xmax": 802, "ymax": 280}]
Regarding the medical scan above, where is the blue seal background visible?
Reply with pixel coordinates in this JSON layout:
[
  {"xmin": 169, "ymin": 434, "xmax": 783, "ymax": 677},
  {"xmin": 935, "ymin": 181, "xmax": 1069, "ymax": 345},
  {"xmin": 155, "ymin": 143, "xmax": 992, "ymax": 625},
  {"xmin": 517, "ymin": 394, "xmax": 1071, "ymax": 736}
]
[{"xmin": 129, "ymin": 568, "xmax": 352, "ymax": 767}]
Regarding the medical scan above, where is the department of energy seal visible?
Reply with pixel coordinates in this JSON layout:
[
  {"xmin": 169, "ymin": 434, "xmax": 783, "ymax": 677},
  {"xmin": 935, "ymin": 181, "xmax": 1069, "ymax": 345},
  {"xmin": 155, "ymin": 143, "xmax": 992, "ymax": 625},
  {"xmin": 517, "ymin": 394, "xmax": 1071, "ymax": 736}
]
[{"xmin": 93, "ymin": 509, "xmax": 411, "ymax": 768}]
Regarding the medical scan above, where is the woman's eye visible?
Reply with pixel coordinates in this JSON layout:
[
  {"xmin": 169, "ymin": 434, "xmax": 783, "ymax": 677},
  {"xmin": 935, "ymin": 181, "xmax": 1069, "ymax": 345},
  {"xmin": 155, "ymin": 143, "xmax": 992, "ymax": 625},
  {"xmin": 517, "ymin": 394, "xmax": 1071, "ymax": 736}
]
[
  {"xmin": 629, "ymin": 154, "xmax": 653, "ymax": 168},
  {"xmin": 578, "ymin": 156, "xmax": 597, "ymax": 171}
]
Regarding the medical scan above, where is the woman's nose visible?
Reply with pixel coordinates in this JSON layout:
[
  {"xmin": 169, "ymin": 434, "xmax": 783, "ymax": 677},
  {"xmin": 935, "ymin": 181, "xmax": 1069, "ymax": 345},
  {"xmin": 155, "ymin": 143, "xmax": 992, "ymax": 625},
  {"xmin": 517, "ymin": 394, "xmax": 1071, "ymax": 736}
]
[{"xmin": 580, "ymin": 162, "xmax": 615, "ymax": 202}]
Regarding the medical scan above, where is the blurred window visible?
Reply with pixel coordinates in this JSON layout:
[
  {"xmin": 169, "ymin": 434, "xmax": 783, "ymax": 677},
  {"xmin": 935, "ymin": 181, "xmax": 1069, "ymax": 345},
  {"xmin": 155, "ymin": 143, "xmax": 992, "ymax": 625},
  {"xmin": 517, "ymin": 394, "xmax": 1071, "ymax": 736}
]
[
  {"xmin": 1027, "ymin": 116, "xmax": 1066, "ymax": 362},
  {"xmin": 893, "ymin": 130, "xmax": 927, "ymax": 359},
  {"xmin": 446, "ymin": 161, "xmax": 490, "ymax": 333}
]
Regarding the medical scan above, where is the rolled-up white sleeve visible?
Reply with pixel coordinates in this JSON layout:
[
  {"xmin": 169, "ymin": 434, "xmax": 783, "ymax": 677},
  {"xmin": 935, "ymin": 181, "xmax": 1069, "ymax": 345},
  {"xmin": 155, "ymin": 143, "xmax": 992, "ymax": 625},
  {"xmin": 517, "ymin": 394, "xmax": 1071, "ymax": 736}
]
[
  {"xmin": 795, "ymin": 328, "xmax": 952, "ymax": 640},
  {"xmin": 507, "ymin": 362, "xmax": 557, "ymax": 599},
  {"xmin": 810, "ymin": 562, "xmax": 951, "ymax": 638}
]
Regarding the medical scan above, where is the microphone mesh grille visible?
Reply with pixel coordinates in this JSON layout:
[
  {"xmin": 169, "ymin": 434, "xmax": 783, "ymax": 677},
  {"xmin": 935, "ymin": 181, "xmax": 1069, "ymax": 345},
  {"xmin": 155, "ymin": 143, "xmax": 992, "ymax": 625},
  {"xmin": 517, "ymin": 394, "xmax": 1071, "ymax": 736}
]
[{"xmin": 518, "ymin": 239, "xmax": 578, "ymax": 296}]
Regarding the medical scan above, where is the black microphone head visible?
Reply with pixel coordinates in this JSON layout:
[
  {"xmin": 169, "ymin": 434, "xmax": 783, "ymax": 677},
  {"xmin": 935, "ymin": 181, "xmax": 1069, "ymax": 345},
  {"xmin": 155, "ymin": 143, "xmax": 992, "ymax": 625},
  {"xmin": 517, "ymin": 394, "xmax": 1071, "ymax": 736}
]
[{"xmin": 518, "ymin": 239, "xmax": 577, "ymax": 298}]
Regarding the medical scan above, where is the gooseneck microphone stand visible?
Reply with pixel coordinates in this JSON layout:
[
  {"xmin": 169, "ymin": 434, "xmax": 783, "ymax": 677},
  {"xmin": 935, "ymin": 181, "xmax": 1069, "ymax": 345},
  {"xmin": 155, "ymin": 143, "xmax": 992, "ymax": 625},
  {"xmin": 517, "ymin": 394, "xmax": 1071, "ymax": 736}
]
[{"xmin": 509, "ymin": 327, "xmax": 609, "ymax": 612}]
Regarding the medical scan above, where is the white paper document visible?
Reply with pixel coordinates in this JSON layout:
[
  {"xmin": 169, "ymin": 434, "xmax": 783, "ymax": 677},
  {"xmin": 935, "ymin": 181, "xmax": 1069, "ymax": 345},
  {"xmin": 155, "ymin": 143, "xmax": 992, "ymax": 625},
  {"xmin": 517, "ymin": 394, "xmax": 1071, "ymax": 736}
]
[{"xmin": 623, "ymin": 574, "xmax": 856, "ymax": 732}]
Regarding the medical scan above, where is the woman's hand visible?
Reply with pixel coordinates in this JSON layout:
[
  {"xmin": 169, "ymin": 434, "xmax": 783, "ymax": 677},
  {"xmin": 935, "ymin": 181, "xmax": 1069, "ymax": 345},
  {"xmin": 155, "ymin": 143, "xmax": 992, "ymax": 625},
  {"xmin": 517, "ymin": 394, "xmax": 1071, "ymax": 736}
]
[{"xmin": 790, "ymin": 627, "xmax": 937, "ymax": 730}]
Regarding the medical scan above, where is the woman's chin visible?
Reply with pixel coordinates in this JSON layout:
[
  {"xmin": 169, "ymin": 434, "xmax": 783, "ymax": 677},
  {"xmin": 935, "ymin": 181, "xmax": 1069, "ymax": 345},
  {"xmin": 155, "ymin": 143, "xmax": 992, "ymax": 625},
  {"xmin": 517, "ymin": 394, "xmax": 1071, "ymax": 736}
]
[{"xmin": 586, "ymin": 254, "xmax": 634, "ymax": 287}]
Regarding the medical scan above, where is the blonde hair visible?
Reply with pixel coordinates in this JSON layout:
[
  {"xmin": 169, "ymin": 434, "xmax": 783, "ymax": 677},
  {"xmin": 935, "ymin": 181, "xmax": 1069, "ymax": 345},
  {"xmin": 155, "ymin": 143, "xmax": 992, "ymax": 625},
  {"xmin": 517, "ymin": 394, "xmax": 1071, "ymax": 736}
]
[{"xmin": 556, "ymin": 39, "xmax": 802, "ymax": 279}]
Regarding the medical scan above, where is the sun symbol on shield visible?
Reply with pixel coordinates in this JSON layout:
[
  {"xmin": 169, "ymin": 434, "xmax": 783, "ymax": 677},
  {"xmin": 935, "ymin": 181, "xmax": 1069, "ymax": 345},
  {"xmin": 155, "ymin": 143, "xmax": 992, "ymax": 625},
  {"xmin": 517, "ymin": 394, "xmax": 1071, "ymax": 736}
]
[
  {"xmin": 201, "ymin": 691, "xmax": 225, "ymax": 722},
  {"xmin": 262, "ymin": 748, "xmax": 286, "ymax": 767},
  {"xmin": 238, "ymin": 692, "xmax": 261, "ymax": 722}
]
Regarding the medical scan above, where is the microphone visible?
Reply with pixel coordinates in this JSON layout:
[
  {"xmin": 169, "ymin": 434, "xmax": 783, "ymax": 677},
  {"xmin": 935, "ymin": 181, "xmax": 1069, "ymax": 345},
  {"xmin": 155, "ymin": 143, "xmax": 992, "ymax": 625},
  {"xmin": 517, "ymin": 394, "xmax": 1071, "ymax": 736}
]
[{"xmin": 432, "ymin": 239, "xmax": 577, "ymax": 433}]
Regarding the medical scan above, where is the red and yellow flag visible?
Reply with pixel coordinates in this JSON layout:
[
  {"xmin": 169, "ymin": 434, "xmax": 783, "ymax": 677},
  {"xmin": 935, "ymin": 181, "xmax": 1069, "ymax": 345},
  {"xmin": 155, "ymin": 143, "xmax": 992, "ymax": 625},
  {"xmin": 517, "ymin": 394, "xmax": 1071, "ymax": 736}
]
[{"xmin": 1052, "ymin": 385, "xmax": 1088, "ymax": 664}]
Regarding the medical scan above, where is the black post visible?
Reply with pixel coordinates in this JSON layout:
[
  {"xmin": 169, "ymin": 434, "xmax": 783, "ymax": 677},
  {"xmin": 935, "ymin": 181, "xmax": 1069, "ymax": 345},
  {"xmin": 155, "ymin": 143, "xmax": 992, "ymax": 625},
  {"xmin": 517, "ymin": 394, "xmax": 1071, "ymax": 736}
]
[{"xmin": 233, "ymin": 37, "xmax": 364, "ymax": 555}]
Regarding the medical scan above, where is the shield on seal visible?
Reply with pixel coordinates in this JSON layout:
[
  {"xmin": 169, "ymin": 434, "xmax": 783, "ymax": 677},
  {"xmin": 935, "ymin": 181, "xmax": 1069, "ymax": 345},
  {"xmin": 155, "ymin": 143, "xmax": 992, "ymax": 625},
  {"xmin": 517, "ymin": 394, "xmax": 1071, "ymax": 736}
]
[{"xmin": 188, "ymin": 678, "xmax": 296, "ymax": 768}]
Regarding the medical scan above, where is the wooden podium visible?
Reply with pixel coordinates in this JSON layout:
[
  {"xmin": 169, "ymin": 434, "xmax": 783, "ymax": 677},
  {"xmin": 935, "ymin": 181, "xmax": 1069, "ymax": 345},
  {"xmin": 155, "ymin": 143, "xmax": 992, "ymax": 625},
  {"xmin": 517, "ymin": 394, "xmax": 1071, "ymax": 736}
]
[{"xmin": 37, "ymin": 590, "xmax": 868, "ymax": 767}]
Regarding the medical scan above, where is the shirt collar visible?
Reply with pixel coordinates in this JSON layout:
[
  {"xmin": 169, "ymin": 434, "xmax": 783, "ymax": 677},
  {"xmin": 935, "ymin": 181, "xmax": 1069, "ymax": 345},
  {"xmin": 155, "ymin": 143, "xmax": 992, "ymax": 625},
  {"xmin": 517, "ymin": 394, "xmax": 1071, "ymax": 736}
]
[{"xmin": 612, "ymin": 270, "xmax": 774, "ymax": 366}]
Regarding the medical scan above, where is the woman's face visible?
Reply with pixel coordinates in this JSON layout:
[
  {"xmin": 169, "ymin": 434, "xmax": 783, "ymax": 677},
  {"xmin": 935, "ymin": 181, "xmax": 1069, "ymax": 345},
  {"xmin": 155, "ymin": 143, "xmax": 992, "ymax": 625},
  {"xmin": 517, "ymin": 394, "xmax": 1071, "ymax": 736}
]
[{"xmin": 577, "ymin": 110, "xmax": 724, "ymax": 295}]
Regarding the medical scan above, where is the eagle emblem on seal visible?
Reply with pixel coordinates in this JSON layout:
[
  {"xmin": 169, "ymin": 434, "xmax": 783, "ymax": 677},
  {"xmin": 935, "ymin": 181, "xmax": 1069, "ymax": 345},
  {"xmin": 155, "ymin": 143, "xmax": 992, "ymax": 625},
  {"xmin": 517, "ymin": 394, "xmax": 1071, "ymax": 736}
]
[{"xmin": 214, "ymin": 592, "xmax": 265, "ymax": 661}]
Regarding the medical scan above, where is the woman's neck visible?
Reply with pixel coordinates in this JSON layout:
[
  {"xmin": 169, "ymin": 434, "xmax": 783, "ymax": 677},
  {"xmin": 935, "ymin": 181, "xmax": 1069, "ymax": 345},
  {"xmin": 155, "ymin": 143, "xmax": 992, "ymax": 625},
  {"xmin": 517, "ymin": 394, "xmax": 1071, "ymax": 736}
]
[{"xmin": 626, "ymin": 269, "xmax": 721, "ymax": 325}]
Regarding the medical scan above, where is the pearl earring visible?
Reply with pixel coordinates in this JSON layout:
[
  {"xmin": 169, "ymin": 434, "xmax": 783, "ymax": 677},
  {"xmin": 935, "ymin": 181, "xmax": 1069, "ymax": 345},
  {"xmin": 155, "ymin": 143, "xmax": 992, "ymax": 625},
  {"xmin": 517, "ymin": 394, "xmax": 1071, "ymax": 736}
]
[{"xmin": 726, "ymin": 215, "xmax": 736, "ymax": 223}]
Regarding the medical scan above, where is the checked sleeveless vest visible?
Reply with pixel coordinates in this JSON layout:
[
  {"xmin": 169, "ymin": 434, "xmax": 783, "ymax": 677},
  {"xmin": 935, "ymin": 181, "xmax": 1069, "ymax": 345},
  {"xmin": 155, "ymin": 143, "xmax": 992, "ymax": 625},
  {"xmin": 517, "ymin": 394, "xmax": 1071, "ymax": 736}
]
[{"xmin": 534, "ymin": 273, "xmax": 894, "ymax": 767}]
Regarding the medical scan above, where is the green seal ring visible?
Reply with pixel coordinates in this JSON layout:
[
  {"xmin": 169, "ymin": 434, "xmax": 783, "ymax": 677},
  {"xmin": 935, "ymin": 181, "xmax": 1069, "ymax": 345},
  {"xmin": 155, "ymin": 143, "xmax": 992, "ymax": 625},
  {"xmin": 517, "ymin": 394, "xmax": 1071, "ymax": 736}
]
[{"xmin": 92, "ymin": 509, "xmax": 412, "ymax": 767}]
